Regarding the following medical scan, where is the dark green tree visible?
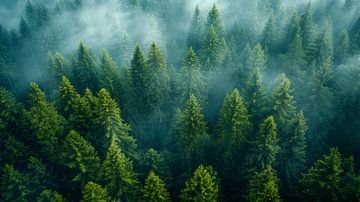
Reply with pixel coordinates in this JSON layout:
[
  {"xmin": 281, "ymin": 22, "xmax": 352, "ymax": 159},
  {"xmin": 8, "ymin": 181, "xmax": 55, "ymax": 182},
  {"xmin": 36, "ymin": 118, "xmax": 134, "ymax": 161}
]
[
  {"xmin": 300, "ymin": 2, "xmax": 317, "ymax": 64},
  {"xmin": 1, "ymin": 164, "xmax": 30, "ymax": 201},
  {"xmin": 36, "ymin": 189, "xmax": 65, "ymax": 202},
  {"xmin": 187, "ymin": 5, "xmax": 202, "ymax": 52},
  {"xmin": 261, "ymin": 14, "xmax": 277, "ymax": 53},
  {"xmin": 200, "ymin": 25, "xmax": 221, "ymax": 70},
  {"xmin": 81, "ymin": 181, "xmax": 111, "ymax": 202},
  {"xmin": 248, "ymin": 165, "xmax": 281, "ymax": 202},
  {"xmin": 142, "ymin": 171, "xmax": 171, "ymax": 202},
  {"xmin": 245, "ymin": 43, "xmax": 267, "ymax": 72},
  {"xmin": 48, "ymin": 52, "xmax": 71, "ymax": 90},
  {"xmin": 179, "ymin": 165, "xmax": 219, "ymax": 202}
]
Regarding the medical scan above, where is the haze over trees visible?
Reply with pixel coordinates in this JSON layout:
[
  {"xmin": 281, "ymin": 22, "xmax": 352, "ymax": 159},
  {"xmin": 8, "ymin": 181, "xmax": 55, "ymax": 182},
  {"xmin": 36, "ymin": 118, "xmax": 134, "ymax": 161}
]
[{"xmin": 1, "ymin": 0, "xmax": 360, "ymax": 201}]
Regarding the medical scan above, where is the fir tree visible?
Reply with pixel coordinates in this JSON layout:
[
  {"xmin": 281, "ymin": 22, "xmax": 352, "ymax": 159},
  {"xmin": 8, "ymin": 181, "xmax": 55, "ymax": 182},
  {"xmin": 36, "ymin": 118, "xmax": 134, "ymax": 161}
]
[
  {"xmin": 72, "ymin": 42, "xmax": 99, "ymax": 92},
  {"xmin": 81, "ymin": 181, "xmax": 111, "ymax": 202},
  {"xmin": 48, "ymin": 52, "xmax": 71, "ymax": 89},
  {"xmin": 200, "ymin": 25, "xmax": 221, "ymax": 70},
  {"xmin": 175, "ymin": 95, "xmax": 209, "ymax": 169},
  {"xmin": 176, "ymin": 48, "xmax": 206, "ymax": 105},
  {"xmin": 300, "ymin": 2, "xmax": 317, "ymax": 64},
  {"xmin": 62, "ymin": 130, "xmax": 101, "ymax": 187},
  {"xmin": 187, "ymin": 5, "xmax": 202, "ymax": 53},
  {"xmin": 248, "ymin": 165, "xmax": 281, "ymax": 202},
  {"xmin": 179, "ymin": 165, "xmax": 219, "ymax": 202},
  {"xmin": 36, "ymin": 189, "xmax": 65, "ymax": 202},
  {"xmin": 142, "ymin": 148, "xmax": 172, "ymax": 187},
  {"xmin": 300, "ymin": 148, "xmax": 343, "ymax": 201},
  {"xmin": 246, "ymin": 43, "xmax": 267, "ymax": 72},
  {"xmin": 261, "ymin": 14, "xmax": 277, "ymax": 53},
  {"xmin": 287, "ymin": 18, "xmax": 306, "ymax": 75},
  {"xmin": 317, "ymin": 18, "xmax": 334, "ymax": 64},
  {"xmin": 272, "ymin": 74, "xmax": 296, "ymax": 124},
  {"xmin": 205, "ymin": 4, "xmax": 225, "ymax": 44},
  {"xmin": 100, "ymin": 137, "xmax": 139, "ymax": 201},
  {"xmin": 142, "ymin": 171, "xmax": 171, "ymax": 202},
  {"xmin": 28, "ymin": 82, "xmax": 64, "ymax": 161},
  {"xmin": 247, "ymin": 116, "xmax": 280, "ymax": 173},
  {"xmin": 1, "ymin": 164, "xmax": 30, "ymax": 201}
]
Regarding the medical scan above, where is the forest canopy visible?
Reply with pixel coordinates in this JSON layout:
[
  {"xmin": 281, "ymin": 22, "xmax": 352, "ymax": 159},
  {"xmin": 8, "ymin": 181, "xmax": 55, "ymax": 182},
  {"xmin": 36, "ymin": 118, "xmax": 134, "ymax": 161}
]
[{"xmin": 1, "ymin": 0, "xmax": 360, "ymax": 201}]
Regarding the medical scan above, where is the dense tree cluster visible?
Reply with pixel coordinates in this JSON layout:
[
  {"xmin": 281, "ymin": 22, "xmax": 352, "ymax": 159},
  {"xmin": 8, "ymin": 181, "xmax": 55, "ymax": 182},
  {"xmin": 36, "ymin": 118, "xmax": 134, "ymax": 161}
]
[{"xmin": 1, "ymin": 0, "xmax": 360, "ymax": 201}]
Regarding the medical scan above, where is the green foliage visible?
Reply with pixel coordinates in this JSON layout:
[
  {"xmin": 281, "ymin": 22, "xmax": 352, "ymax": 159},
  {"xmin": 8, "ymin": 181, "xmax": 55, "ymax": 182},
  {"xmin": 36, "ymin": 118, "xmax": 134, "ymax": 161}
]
[
  {"xmin": 187, "ymin": 5, "xmax": 202, "ymax": 52},
  {"xmin": 48, "ymin": 52, "xmax": 71, "ymax": 90},
  {"xmin": 176, "ymin": 48, "xmax": 206, "ymax": 105},
  {"xmin": 272, "ymin": 74, "xmax": 295, "ymax": 124},
  {"xmin": 200, "ymin": 25, "xmax": 221, "ymax": 70},
  {"xmin": 179, "ymin": 165, "xmax": 219, "ymax": 202},
  {"xmin": 62, "ymin": 130, "xmax": 101, "ymax": 187},
  {"xmin": 247, "ymin": 116, "xmax": 280, "ymax": 173},
  {"xmin": 205, "ymin": 4, "xmax": 225, "ymax": 42},
  {"xmin": 142, "ymin": 171, "xmax": 171, "ymax": 202},
  {"xmin": 81, "ymin": 181, "xmax": 110, "ymax": 202},
  {"xmin": 1, "ymin": 164, "xmax": 30, "ymax": 201},
  {"xmin": 99, "ymin": 138, "xmax": 139, "ymax": 201},
  {"xmin": 245, "ymin": 43, "xmax": 267, "ymax": 72},
  {"xmin": 28, "ymin": 82, "xmax": 64, "ymax": 160},
  {"xmin": 300, "ymin": 148, "xmax": 343, "ymax": 201},
  {"xmin": 36, "ymin": 189, "xmax": 65, "ymax": 202},
  {"xmin": 175, "ymin": 95, "xmax": 208, "ymax": 168},
  {"xmin": 142, "ymin": 148, "xmax": 172, "ymax": 187},
  {"xmin": 249, "ymin": 165, "xmax": 281, "ymax": 202}
]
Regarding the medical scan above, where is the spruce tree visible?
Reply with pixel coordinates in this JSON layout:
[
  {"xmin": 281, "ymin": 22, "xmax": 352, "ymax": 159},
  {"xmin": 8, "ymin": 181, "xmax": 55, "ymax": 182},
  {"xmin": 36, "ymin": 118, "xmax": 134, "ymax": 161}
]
[
  {"xmin": 28, "ymin": 82, "xmax": 64, "ymax": 161},
  {"xmin": 200, "ymin": 25, "xmax": 221, "ymax": 70},
  {"xmin": 272, "ymin": 74, "xmax": 295, "ymax": 124},
  {"xmin": 247, "ymin": 116, "xmax": 280, "ymax": 173},
  {"xmin": 300, "ymin": 2, "xmax": 317, "ymax": 64},
  {"xmin": 177, "ymin": 48, "xmax": 206, "ymax": 105},
  {"xmin": 100, "ymin": 137, "xmax": 139, "ymax": 201},
  {"xmin": 36, "ymin": 189, "xmax": 65, "ymax": 202},
  {"xmin": 179, "ymin": 165, "xmax": 219, "ymax": 202},
  {"xmin": 300, "ymin": 148, "xmax": 343, "ymax": 201},
  {"xmin": 81, "ymin": 181, "xmax": 111, "ymax": 202},
  {"xmin": 205, "ymin": 4, "xmax": 225, "ymax": 46},
  {"xmin": 130, "ymin": 45, "xmax": 149, "ymax": 116},
  {"xmin": 142, "ymin": 148, "xmax": 172, "ymax": 187},
  {"xmin": 187, "ymin": 5, "xmax": 202, "ymax": 53},
  {"xmin": 142, "ymin": 171, "xmax": 171, "ymax": 202},
  {"xmin": 246, "ymin": 43, "xmax": 267, "ymax": 72},
  {"xmin": 248, "ymin": 165, "xmax": 281, "ymax": 202},
  {"xmin": 1, "ymin": 164, "xmax": 30, "ymax": 201},
  {"xmin": 261, "ymin": 14, "xmax": 277, "ymax": 53},
  {"xmin": 175, "ymin": 95, "xmax": 208, "ymax": 169},
  {"xmin": 287, "ymin": 18, "xmax": 306, "ymax": 75},
  {"xmin": 48, "ymin": 52, "xmax": 71, "ymax": 89},
  {"xmin": 317, "ymin": 18, "xmax": 334, "ymax": 64},
  {"xmin": 62, "ymin": 130, "xmax": 101, "ymax": 187},
  {"xmin": 72, "ymin": 42, "xmax": 99, "ymax": 92},
  {"xmin": 95, "ymin": 88, "xmax": 136, "ymax": 158}
]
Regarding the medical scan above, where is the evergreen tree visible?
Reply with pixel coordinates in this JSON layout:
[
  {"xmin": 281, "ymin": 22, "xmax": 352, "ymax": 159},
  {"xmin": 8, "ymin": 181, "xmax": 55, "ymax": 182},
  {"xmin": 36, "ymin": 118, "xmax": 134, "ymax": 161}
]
[
  {"xmin": 300, "ymin": 2, "xmax": 317, "ymax": 64},
  {"xmin": 48, "ymin": 52, "xmax": 71, "ymax": 90},
  {"xmin": 187, "ymin": 5, "xmax": 202, "ymax": 53},
  {"xmin": 1, "ymin": 164, "xmax": 30, "ymax": 201},
  {"xmin": 279, "ymin": 111, "xmax": 307, "ymax": 189},
  {"xmin": 62, "ymin": 130, "xmax": 101, "ymax": 187},
  {"xmin": 179, "ymin": 165, "xmax": 219, "ymax": 202},
  {"xmin": 99, "ymin": 49, "xmax": 122, "ymax": 105},
  {"xmin": 337, "ymin": 29, "xmax": 350, "ymax": 60},
  {"xmin": 300, "ymin": 148, "xmax": 343, "ymax": 201},
  {"xmin": 261, "ymin": 15, "xmax": 277, "ymax": 53},
  {"xmin": 175, "ymin": 95, "xmax": 209, "ymax": 169},
  {"xmin": 244, "ymin": 68, "xmax": 267, "ymax": 127},
  {"xmin": 28, "ymin": 82, "xmax": 64, "ymax": 161},
  {"xmin": 246, "ymin": 43, "xmax": 267, "ymax": 72},
  {"xmin": 317, "ymin": 18, "xmax": 334, "ymax": 64},
  {"xmin": 176, "ymin": 48, "xmax": 206, "ymax": 105},
  {"xmin": 248, "ymin": 165, "xmax": 281, "ymax": 202},
  {"xmin": 200, "ymin": 25, "xmax": 221, "ymax": 70},
  {"xmin": 72, "ymin": 42, "xmax": 99, "ymax": 92},
  {"xmin": 142, "ymin": 171, "xmax": 171, "ymax": 202},
  {"xmin": 287, "ymin": 18, "xmax": 306, "ymax": 75},
  {"xmin": 142, "ymin": 148, "xmax": 172, "ymax": 187},
  {"xmin": 247, "ymin": 116, "xmax": 280, "ymax": 173},
  {"xmin": 95, "ymin": 88, "xmax": 136, "ymax": 158},
  {"xmin": 81, "ymin": 181, "xmax": 110, "ymax": 202},
  {"xmin": 205, "ymin": 3, "xmax": 226, "ymax": 52},
  {"xmin": 100, "ymin": 137, "xmax": 139, "ymax": 201},
  {"xmin": 130, "ymin": 45, "xmax": 149, "ymax": 116},
  {"xmin": 145, "ymin": 42, "xmax": 170, "ymax": 119},
  {"xmin": 272, "ymin": 74, "xmax": 295, "ymax": 124},
  {"xmin": 216, "ymin": 89, "xmax": 251, "ymax": 166}
]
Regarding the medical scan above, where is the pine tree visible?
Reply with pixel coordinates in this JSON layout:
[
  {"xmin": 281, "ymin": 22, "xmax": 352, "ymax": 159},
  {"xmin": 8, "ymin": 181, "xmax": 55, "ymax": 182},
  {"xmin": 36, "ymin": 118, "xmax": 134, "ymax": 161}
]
[
  {"xmin": 72, "ymin": 42, "xmax": 99, "ymax": 92},
  {"xmin": 187, "ymin": 5, "xmax": 202, "ymax": 53},
  {"xmin": 175, "ymin": 95, "xmax": 208, "ymax": 169},
  {"xmin": 62, "ymin": 130, "xmax": 101, "ymax": 187},
  {"xmin": 249, "ymin": 165, "xmax": 281, "ymax": 202},
  {"xmin": 177, "ymin": 48, "xmax": 206, "ymax": 105},
  {"xmin": 81, "ymin": 181, "xmax": 111, "ymax": 202},
  {"xmin": 130, "ymin": 45, "xmax": 149, "ymax": 115},
  {"xmin": 179, "ymin": 165, "xmax": 219, "ymax": 202},
  {"xmin": 205, "ymin": 4, "xmax": 225, "ymax": 49},
  {"xmin": 247, "ymin": 116, "xmax": 280, "ymax": 173},
  {"xmin": 200, "ymin": 25, "xmax": 221, "ymax": 70},
  {"xmin": 95, "ymin": 88, "xmax": 136, "ymax": 158},
  {"xmin": 99, "ymin": 49, "xmax": 122, "ymax": 105},
  {"xmin": 145, "ymin": 42, "xmax": 170, "ymax": 119},
  {"xmin": 142, "ymin": 148, "xmax": 172, "ymax": 187},
  {"xmin": 287, "ymin": 18, "xmax": 306, "ymax": 75},
  {"xmin": 246, "ymin": 43, "xmax": 267, "ymax": 72},
  {"xmin": 279, "ymin": 111, "xmax": 307, "ymax": 189},
  {"xmin": 1, "ymin": 164, "xmax": 30, "ymax": 201},
  {"xmin": 100, "ymin": 137, "xmax": 139, "ymax": 201},
  {"xmin": 272, "ymin": 74, "xmax": 295, "ymax": 124},
  {"xmin": 300, "ymin": 148, "xmax": 343, "ymax": 201},
  {"xmin": 300, "ymin": 2, "xmax": 317, "ymax": 64},
  {"xmin": 142, "ymin": 171, "xmax": 171, "ymax": 202},
  {"xmin": 244, "ymin": 68, "xmax": 267, "ymax": 127},
  {"xmin": 28, "ymin": 82, "xmax": 64, "ymax": 161},
  {"xmin": 317, "ymin": 18, "xmax": 334, "ymax": 64},
  {"xmin": 216, "ymin": 89, "xmax": 251, "ymax": 164},
  {"xmin": 261, "ymin": 15, "xmax": 277, "ymax": 53}
]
